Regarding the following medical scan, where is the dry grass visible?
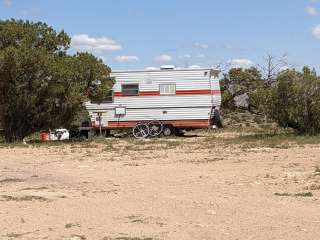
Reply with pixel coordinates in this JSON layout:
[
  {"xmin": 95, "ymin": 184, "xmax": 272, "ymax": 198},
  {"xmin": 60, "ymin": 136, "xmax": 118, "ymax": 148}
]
[
  {"xmin": 1, "ymin": 127, "xmax": 319, "ymax": 151},
  {"xmin": 1, "ymin": 128, "xmax": 320, "ymax": 239}
]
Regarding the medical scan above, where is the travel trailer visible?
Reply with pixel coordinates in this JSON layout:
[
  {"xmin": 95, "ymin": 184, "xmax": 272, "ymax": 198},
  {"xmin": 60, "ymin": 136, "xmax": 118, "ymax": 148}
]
[{"xmin": 84, "ymin": 66, "xmax": 222, "ymax": 138}]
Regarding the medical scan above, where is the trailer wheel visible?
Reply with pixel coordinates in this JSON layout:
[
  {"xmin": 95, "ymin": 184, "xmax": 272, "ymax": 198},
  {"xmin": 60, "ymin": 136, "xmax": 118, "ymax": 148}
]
[
  {"xmin": 162, "ymin": 125, "xmax": 176, "ymax": 137},
  {"xmin": 133, "ymin": 123, "xmax": 150, "ymax": 139},
  {"xmin": 148, "ymin": 120, "xmax": 163, "ymax": 137},
  {"xmin": 214, "ymin": 109, "xmax": 223, "ymax": 128}
]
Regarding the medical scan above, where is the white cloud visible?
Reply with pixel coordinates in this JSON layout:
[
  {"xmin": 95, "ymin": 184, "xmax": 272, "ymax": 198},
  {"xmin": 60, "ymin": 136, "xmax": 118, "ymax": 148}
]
[
  {"xmin": 306, "ymin": 6, "xmax": 318, "ymax": 15},
  {"xmin": 197, "ymin": 54, "xmax": 205, "ymax": 58},
  {"xmin": 114, "ymin": 55, "xmax": 139, "ymax": 63},
  {"xmin": 312, "ymin": 25, "xmax": 320, "ymax": 39},
  {"xmin": 71, "ymin": 34, "xmax": 122, "ymax": 53},
  {"xmin": 228, "ymin": 58, "xmax": 255, "ymax": 68},
  {"xmin": 154, "ymin": 54, "xmax": 172, "ymax": 63},
  {"xmin": 193, "ymin": 42, "xmax": 209, "ymax": 49},
  {"xmin": 3, "ymin": 0, "xmax": 12, "ymax": 7}
]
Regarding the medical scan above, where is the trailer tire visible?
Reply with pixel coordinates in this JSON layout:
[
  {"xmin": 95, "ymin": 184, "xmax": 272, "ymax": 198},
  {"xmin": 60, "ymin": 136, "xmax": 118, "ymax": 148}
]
[
  {"xmin": 214, "ymin": 109, "xmax": 223, "ymax": 128},
  {"xmin": 162, "ymin": 125, "xmax": 176, "ymax": 137}
]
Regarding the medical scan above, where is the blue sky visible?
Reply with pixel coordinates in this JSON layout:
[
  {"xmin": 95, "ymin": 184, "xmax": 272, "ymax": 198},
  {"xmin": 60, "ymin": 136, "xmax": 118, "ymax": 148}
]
[{"xmin": 1, "ymin": 0, "xmax": 320, "ymax": 71}]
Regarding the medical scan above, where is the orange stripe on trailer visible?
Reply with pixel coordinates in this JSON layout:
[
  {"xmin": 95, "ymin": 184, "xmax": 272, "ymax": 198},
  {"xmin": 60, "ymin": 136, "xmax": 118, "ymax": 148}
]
[
  {"xmin": 211, "ymin": 90, "xmax": 221, "ymax": 94},
  {"xmin": 108, "ymin": 121, "xmax": 137, "ymax": 128},
  {"xmin": 113, "ymin": 89, "xmax": 221, "ymax": 97},
  {"xmin": 176, "ymin": 89, "xmax": 210, "ymax": 95},
  {"xmin": 139, "ymin": 91, "xmax": 160, "ymax": 96},
  {"xmin": 107, "ymin": 119, "xmax": 210, "ymax": 129},
  {"xmin": 171, "ymin": 120, "xmax": 209, "ymax": 127}
]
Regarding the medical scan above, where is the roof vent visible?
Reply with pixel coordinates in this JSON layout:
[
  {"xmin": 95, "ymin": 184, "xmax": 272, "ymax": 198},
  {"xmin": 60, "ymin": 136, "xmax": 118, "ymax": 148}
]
[{"xmin": 160, "ymin": 65, "xmax": 175, "ymax": 70}]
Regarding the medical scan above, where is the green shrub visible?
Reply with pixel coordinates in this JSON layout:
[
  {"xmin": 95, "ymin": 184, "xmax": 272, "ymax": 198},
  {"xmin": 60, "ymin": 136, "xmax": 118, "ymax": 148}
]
[{"xmin": 254, "ymin": 67, "xmax": 320, "ymax": 135}]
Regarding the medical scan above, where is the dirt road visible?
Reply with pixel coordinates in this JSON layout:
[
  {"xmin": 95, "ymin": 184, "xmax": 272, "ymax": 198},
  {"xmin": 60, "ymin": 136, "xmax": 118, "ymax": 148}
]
[{"xmin": 0, "ymin": 132, "xmax": 320, "ymax": 240}]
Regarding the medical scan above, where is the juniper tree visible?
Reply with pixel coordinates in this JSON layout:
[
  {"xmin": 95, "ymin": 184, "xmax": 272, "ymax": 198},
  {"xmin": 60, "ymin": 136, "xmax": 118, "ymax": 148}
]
[{"xmin": 0, "ymin": 19, "xmax": 113, "ymax": 142}]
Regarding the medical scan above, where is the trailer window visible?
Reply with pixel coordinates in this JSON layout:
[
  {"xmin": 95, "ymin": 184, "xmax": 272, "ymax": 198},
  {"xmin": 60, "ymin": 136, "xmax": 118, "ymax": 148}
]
[
  {"xmin": 122, "ymin": 84, "xmax": 139, "ymax": 96},
  {"xmin": 160, "ymin": 84, "xmax": 176, "ymax": 95}
]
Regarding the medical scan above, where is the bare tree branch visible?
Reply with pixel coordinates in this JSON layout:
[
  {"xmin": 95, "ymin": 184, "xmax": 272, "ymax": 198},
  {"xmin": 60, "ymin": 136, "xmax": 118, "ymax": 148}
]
[{"xmin": 257, "ymin": 53, "xmax": 289, "ymax": 84}]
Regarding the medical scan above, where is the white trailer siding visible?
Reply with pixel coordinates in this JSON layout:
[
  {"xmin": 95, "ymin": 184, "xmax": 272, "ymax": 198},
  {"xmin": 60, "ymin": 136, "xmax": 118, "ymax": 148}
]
[
  {"xmin": 111, "ymin": 70, "xmax": 213, "ymax": 91},
  {"xmin": 86, "ymin": 95, "xmax": 214, "ymax": 109},
  {"xmin": 85, "ymin": 68, "xmax": 221, "ymax": 129}
]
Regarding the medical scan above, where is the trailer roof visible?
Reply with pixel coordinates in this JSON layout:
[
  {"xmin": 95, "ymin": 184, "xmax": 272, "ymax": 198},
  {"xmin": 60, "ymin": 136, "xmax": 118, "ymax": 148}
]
[{"xmin": 111, "ymin": 68, "xmax": 220, "ymax": 74}]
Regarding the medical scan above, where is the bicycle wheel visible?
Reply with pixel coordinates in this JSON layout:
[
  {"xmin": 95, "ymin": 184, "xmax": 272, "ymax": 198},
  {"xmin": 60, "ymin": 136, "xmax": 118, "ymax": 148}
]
[
  {"xmin": 133, "ymin": 123, "xmax": 150, "ymax": 139},
  {"xmin": 148, "ymin": 120, "xmax": 163, "ymax": 137}
]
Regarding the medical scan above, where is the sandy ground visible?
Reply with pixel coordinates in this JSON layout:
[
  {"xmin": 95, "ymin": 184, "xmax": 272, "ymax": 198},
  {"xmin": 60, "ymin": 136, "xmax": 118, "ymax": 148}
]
[{"xmin": 0, "ymin": 131, "xmax": 320, "ymax": 240}]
